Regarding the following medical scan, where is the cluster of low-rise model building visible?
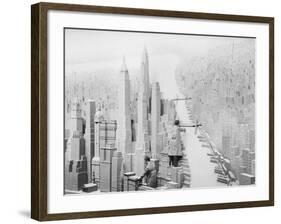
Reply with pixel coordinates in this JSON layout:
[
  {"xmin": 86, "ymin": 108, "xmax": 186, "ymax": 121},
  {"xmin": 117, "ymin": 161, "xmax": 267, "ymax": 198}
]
[{"xmin": 176, "ymin": 39, "xmax": 255, "ymax": 185}]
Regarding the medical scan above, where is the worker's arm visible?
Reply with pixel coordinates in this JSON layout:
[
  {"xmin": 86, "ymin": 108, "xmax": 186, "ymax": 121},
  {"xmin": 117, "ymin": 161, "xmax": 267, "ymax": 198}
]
[{"xmin": 140, "ymin": 167, "xmax": 150, "ymax": 180}]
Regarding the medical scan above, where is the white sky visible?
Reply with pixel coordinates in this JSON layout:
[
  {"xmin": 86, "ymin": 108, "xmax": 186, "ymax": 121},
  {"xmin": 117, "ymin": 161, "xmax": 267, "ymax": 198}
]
[{"xmin": 65, "ymin": 29, "xmax": 251, "ymax": 99}]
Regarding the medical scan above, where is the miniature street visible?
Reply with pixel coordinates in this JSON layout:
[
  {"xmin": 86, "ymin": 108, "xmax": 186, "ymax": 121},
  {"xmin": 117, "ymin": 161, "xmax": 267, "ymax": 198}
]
[
  {"xmin": 159, "ymin": 66, "xmax": 224, "ymax": 188},
  {"xmin": 175, "ymin": 100, "xmax": 224, "ymax": 188}
]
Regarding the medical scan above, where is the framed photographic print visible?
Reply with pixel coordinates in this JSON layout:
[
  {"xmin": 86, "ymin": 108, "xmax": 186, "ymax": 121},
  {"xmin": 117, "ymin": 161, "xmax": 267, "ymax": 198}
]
[{"xmin": 31, "ymin": 2, "xmax": 274, "ymax": 221}]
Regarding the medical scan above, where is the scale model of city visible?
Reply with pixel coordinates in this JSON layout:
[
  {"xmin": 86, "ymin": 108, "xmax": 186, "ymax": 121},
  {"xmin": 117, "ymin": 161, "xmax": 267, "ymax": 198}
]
[{"xmin": 64, "ymin": 29, "xmax": 255, "ymax": 194}]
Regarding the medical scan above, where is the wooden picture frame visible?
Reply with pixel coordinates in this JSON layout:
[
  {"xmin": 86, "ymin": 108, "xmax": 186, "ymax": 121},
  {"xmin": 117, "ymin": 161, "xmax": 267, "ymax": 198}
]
[{"xmin": 31, "ymin": 2, "xmax": 274, "ymax": 221}]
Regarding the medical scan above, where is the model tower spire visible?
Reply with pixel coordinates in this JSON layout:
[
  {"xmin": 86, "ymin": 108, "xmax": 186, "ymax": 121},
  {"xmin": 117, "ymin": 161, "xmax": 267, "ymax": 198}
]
[
  {"xmin": 117, "ymin": 57, "xmax": 132, "ymax": 171},
  {"xmin": 135, "ymin": 47, "xmax": 151, "ymax": 175}
]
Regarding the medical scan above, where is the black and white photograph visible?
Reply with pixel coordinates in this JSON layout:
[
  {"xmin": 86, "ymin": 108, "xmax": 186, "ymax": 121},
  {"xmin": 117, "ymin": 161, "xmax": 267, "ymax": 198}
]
[{"xmin": 64, "ymin": 28, "xmax": 256, "ymax": 194}]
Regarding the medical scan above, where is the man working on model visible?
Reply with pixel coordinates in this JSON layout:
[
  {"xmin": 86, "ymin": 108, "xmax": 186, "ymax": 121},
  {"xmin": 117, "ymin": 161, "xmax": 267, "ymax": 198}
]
[{"xmin": 140, "ymin": 156, "xmax": 157, "ymax": 188}]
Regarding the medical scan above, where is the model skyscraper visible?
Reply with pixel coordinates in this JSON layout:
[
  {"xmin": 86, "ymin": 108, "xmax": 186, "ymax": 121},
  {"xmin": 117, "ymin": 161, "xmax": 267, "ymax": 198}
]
[
  {"xmin": 116, "ymin": 58, "xmax": 133, "ymax": 172},
  {"xmin": 85, "ymin": 100, "xmax": 96, "ymax": 183},
  {"xmin": 65, "ymin": 100, "xmax": 88, "ymax": 192},
  {"xmin": 135, "ymin": 48, "xmax": 151, "ymax": 176}
]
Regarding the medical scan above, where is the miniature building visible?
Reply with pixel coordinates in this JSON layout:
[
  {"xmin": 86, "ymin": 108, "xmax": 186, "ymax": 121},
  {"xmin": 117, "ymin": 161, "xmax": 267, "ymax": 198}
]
[
  {"xmin": 92, "ymin": 108, "xmax": 104, "ymax": 187},
  {"xmin": 125, "ymin": 153, "xmax": 135, "ymax": 173},
  {"xmin": 135, "ymin": 48, "xmax": 151, "ymax": 176},
  {"xmin": 170, "ymin": 166, "xmax": 184, "ymax": 188},
  {"xmin": 117, "ymin": 58, "xmax": 132, "ymax": 172},
  {"xmin": 249, "ymin": 129, "xmax": 255, "ymax": 152},
  {"xmin": 222, "ymin": 135, "xmax": 231, "ymax": 158},
  {"xmin": 136, "ymin": 48, "xmax": 150, "ymax": 150},
  {"xmin": 134, "ymin": 148, "xmax": 145, "ymax": 177},
  {"xmin": 94, "ymin": 120, "xmax": 118, "ymax": 192},
  {"xmin": 65, "ymin": 131, "xmax": 88, "ymax": 192},
  {"xmin": 250, "ymin": 160, "xmax": 255, "ymax": 175},
  {"xmin": 100, "ymin": 144, "xmax": 117, "ymax": 192},
  {"xmin": 241, "ymin": 148, "xmax": 250, "ymax": 172},
  {"xmin": 123, "ymin": 172, "xmax": 136, "ymax": 191},
  {"xmin": 166, "ymin": 181, "xmax": 180, "ymax": 189},
  {"xmin": 239, "ymin": 173, "xmax": 255, "ymax": 185},
  {"xmin": 82, "ymin": 183, "xmax": 98, "ymax": 192},
  {"xmin": 151, "ymin": 82, "xmax": 161, "ymax": 159},
  {"xmin": 238, "ymin": 123, "xmax": 250, "ymax": 150},
  {"xmin": 248, "ymin": 151, "xmax": 255, "ymax": 174},
  {"xmin": 65, "ymin": 100, "xmax": 88, "ymax": 192},
  {"xmin": 127, "ymin": 175, "xmax": 141, "ymax": 191},
  {"xmin": 111, "ymin": 151, "xmax": 123, "ymax": 191},
  {"xmin": 70, "ymin": 99, "xmax": 84, "ymax": 136},
  {"xmin": 85, "ymin": 100, "xmax": 96, "ymax": 183},
  {"xmin": 158, "ymin": 151, "xmax": 170, "ymax": 180}
]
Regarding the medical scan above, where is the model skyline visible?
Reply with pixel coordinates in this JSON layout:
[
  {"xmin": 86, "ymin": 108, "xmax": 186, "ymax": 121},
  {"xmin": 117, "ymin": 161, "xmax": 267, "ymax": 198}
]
[{"xmin": 64, "ymin": 29, "xmax": 255, "ymax": 194}]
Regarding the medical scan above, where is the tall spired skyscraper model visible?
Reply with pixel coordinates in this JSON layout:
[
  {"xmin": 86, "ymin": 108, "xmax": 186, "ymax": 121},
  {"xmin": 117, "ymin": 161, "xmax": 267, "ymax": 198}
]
[
  {"xmin": 85, "ymin": 100, "xmax": 96, "ymax": 183},
  {"xmin": 137, "ymin": 48, "xmax": 150, "ymax": 150},
  {"xmin": 117, "ymin": 58, "xmax": 132, "ymax": 171},
  {"xmin": 135, "ymin": 48, "xmax": 151, "ymax": 176}
]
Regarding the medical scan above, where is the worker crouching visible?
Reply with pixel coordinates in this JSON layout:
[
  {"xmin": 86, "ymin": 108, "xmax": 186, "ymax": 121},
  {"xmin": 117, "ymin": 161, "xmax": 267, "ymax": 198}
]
[{"xmin": 140, "ymin": 156, "xmax": 157, "ymax": 188}]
